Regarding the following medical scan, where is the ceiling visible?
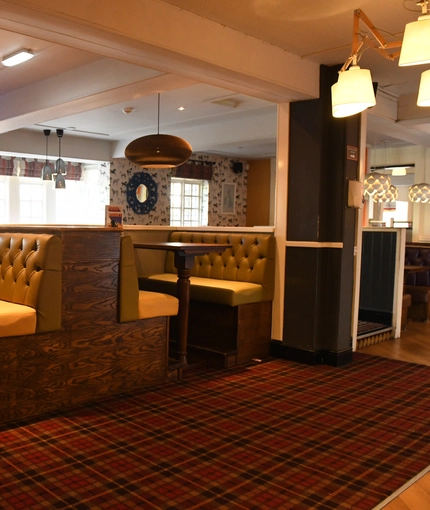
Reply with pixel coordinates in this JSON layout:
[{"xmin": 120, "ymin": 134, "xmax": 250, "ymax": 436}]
[{"xmin": 0, "ymin": 0, "xmax": 429, "ymax": 160}]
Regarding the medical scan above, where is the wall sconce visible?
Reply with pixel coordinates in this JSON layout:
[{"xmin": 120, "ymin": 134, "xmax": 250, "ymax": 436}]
[
  {"xmin": 332, "ymin": 60, "xmax": 376, "ymax": 118},
  {"xmin": 399, "ymin": 1, "xmax": 430, "ymax": 67},
  {"xmin": 332, "ymin": 9, "xmax": 401, "ymax": 117},
  {"xmin": 409, "ymin": 182, "xmax": 430, "ymax": 203},
  {"xmin": 417, "ymin": 69, "xmax": 430, "ymax": 106}
]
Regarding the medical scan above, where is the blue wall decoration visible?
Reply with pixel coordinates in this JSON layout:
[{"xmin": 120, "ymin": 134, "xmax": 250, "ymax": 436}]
[{"xmin": 126, "ymin": 171, "xmax": 158, "ymax": 214}]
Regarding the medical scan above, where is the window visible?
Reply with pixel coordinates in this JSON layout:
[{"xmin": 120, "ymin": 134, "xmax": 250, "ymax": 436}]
[
  {"xmin": 20, "ymin": 181, "xmax": 44, "ymax": 223},
  {"xmin": 0, "ymin": 179, "xmax": 7, "ymax": 223},
  {"xmin": 0, "ymin": 163, "xmax": 109, "ymax": 225},
  {"xmin": 170, "ymin": 178, "xmax": 209, "ymax": 226}
]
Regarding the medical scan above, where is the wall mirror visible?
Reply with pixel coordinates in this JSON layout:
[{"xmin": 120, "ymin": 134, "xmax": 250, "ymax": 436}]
[{"xmin": 126, "ymin": 172, "xmax": 158, "ymax": 214}]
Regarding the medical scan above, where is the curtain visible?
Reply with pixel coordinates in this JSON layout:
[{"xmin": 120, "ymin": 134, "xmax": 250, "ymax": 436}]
[
  {"xmin": 173, "ymin": 161, "xmax": 213, "ymax": 180},
  {"xmin": 0, "ymin": 157, "xmax": 15, "ymax": 176},
  {"xmin": 4, "ymin": 158, "xmax": 83, "ymax": 180}
]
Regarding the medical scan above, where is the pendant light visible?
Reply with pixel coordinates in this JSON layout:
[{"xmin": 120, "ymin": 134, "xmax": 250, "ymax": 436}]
[
  {"xmin": 53, "ymin": 129, "xmax": 66, "ymax": 189},
  {"xmin": 409, "ymin": 182, "xmax": 430, "ymax": 203},
  {"xmin": 373, "ymin": 184, "xmax": 399, "ymax": 203},
  {"xmin": 125, "ymin": 94, "xmax": 192, "ymax": 168},
  {"xmin": 41, "ymin": 129, "xmax": 53, "ymax": 181},
  {"xmin": 363, "ymin": 172, "xmax": 391, "ymax": 197},
  {"xmin": 399, "ymin": 1, "xmax": 430, "ymax": 67}
]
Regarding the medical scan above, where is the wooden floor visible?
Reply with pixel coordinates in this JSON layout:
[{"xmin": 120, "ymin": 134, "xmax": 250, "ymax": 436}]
[{"xmin": 360, "ymin": 320, "xmax": 430, "ymax": 509}]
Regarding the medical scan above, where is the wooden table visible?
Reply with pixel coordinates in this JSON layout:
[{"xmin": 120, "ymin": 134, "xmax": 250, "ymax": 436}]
[{"xmin": 134, "ymin": 242, "xmax": 232, "ymax": 366}]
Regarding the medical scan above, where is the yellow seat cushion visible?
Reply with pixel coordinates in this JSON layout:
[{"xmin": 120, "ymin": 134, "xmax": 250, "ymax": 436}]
[
  {"xmin": 0, "ymin": 301, "xmax": 37, "ymax": 338},
  {"xmin": 138, "ymin": 290, "xmax": 179, "ymax": 319},
  {"xmin": 144, "ymin": 274, "xmax": 266, "ymax": 307}
]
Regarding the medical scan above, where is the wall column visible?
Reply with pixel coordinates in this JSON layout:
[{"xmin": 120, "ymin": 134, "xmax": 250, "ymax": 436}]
[{"xmin": 273, "ymin": 65, "xmax": 360, "ymax": 366}]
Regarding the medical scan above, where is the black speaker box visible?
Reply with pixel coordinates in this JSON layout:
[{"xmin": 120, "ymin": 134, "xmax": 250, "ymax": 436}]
[{"xmin": 232, "ymin": 162, "xmax": 243, "ymax": 174}]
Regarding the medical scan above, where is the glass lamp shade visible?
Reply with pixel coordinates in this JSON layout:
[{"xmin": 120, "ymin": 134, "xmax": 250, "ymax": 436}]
[
  {"xmin": 363, "ymin": 172, "xmax": 391, "ymax": 197},
  {"xmin": 399, "ymin": 14, "xmax": 430, "ymax": 66},
  {"xmin": 41, "ymin": 164, "xmax": 53, "ymax": 181},
  {"xmin": 331, "ymin": 66, "xmax": 376, "ymax": 118},
  {"xmin": 54, "ymin": 172, "xmax": 66, "ymax": 189},
  {"xmin": 409, "ymin": 183, "xmax": 430, "ymax": 203},
  {"xmin": 125, "ymin": 134, "xmax": 192, "ymax": 168},
  {"xmin": 373, "ymin": 184, "xmax": 398, "ymax": 203},
  {"xmin": 417, "ymin": 69, "xmax": 430, "ymax": 106}
]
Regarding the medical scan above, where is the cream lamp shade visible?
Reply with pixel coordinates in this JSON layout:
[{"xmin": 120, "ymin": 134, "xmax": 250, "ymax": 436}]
[
  {"xmin": 409, "ymin": 183, "xmax": 430, "ymax": 203},
  {"xmin": 331, "ymin": 66, "xmax": 376, "ymax": 118},
  {"xmin": 363, "ymin": 172, "xmax": 391, "ymax": 197},
  {"xmin": 417, "ymin": 69, "xmax": 430, "ymax": 106},
  {"xmin": 399, "ymin": 13, "xmax": 430, "ymax": 66},
  {"xmin": 373, "ymin": 185, "xmax": 398, "ymax": 203}
]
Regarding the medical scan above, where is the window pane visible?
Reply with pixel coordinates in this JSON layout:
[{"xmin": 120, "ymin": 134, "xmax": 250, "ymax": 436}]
[
  {"xmin": 171, "ymin": 209, "xmax": 181, "ymax": 220},
  {"xmin": 20, "ymin": 202, "xmax": 31, "ymax": 217},
  {"xmin": 31, "ymin": 202, "xmax": 43, "ymax": 217},
  {"xmin": 171, "ymin": 196, "xmax": 182, "ymax": 207},
  {"xmin": 171, "ymin": 182, "xmax": 182, "ymax": 195}
]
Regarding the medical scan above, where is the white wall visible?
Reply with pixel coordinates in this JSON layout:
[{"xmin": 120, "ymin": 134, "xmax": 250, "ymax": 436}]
[
  {"xmin": 0, "ymin": 128, "xmax": 113, "ymax": 163},
  {"xmin": 368, "ymin": 144, "xmax": 430, "ymax": 242}
]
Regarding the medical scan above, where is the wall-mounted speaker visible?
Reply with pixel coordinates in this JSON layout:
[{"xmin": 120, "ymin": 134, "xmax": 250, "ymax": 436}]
[{"xmin": 232, "ymin": 162, "xmax": 243, "ymax": 174}]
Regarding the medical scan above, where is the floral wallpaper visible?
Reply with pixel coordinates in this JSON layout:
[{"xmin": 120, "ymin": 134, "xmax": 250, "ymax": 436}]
[{"xmin": 109, "ymin": 154, "xmax": 248, "ymax": 226}]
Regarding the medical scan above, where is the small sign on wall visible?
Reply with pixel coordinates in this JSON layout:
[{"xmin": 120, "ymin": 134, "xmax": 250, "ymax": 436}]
[{"xmin": 347, "ymin": 145, "xmax": 358, "ymax": 161}]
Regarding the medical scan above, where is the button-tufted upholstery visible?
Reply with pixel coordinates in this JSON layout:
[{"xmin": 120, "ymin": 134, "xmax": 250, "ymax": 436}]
[
  {"xmin": 404, "ymin": 244, "xmax": 430, "ymax": 321},
  {"xmin": 141, "ymin": 232, "xmax": 275, "ymax": 306},
  {"xmin": 0, "ymin": 233, "xmax": 62, "ymax": 336},
  {"xmin": 405, "ymin": 246, "xmax": 430, "ymax": 267}
]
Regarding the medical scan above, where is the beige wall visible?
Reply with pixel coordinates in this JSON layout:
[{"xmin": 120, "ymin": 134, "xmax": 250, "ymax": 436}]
[{"xmin": 246, "ymin": 159, "xmax": 271, "ymax": 226}]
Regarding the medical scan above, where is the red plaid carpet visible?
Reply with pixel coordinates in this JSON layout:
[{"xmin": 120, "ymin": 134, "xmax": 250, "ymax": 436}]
[{"xmin": 1, "ymin": 353, "xmax": 430, "ymax": 509}]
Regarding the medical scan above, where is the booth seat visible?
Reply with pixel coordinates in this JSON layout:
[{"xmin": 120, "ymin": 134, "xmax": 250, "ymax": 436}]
[
  {"xmin": 0, "ymin": 229, "xmax": 180, "ymax": 426},
  {"xmin": 139, "ymin": 232, "xmax": 276, "ymax": 367},
  {"xmin": 119, "ymin": 235, "xmax": 178, "ymax": 321},
  {"xmin": 404, "ymin": 245, "xmax": 430, "ymax": 321},
  {"xmin": 0, "ymin": 233, "xmax": 62, "ymax": 337}
]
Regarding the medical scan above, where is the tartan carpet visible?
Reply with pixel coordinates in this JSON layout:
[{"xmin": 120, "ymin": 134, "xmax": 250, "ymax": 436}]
[{"xmin": 1, "ymin": 354, "xmax": 430, "ymax": 509}]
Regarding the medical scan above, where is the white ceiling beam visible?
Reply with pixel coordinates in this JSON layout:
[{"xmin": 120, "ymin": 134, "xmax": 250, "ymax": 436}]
[
  {"xmin": 0, "ymin": 0, "xmax": 320, "ymax": 103},
  {"xmin": 0, "ymin": 68, "xmax": 197, "ymax": 133}
]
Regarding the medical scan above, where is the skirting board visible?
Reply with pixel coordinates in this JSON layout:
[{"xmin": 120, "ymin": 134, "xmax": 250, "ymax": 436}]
[{"xmin": 270, "ymin": 340, "xmax": 353, "ymax": 367}]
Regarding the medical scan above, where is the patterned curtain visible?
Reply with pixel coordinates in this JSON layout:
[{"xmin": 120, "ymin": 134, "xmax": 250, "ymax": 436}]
[
  {"xmin": 172, "ymin": 161, "xmax": 213, "ymax": 180},
  {"xmin": 11, "ymin": 159, "xmax": 83, "ymax": 180},
  {"xmin": 0, "ymin": 157, "xmax": 15, "ymax": 176}
]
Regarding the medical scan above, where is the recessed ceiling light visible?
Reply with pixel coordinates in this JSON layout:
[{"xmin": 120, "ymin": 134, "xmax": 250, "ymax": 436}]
[
  {"xmin": 178, "ymin": 106, "xmax": 185, "ymax": 111},
  {"xmin": 2, "ymin": 49, "xmax": 34, "ymax": 67}
]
